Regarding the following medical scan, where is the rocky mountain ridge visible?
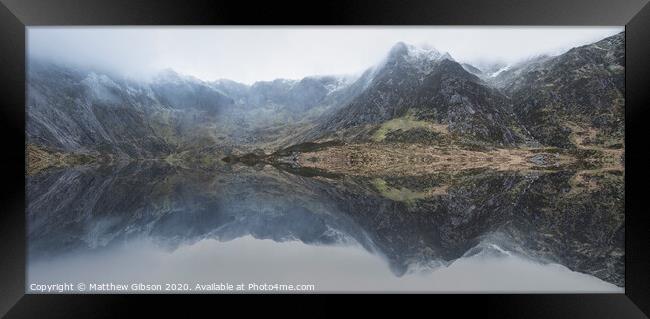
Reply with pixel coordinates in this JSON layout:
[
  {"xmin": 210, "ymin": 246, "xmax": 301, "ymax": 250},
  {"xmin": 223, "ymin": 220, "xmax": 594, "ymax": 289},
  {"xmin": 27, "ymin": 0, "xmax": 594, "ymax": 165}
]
[{"xmin": 27, "ymin": 32, "xmax": 625, "ymax": 173}]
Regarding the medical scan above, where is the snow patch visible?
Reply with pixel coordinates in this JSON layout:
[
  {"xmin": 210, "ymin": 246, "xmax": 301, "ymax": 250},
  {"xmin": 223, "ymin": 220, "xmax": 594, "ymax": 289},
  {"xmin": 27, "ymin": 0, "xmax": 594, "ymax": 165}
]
[
  {"xmin": 404, "ymin": 43, "xmax": 453, "ymax": 63},
  {"xmin": 489, "ymin": 65, "xmax": 511, "ymax": 77}
]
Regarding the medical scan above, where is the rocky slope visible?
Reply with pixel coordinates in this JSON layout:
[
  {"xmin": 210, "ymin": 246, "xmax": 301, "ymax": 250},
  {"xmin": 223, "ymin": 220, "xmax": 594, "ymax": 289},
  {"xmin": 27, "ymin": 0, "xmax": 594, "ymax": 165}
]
[
  {"xmin": 495, "ymin": 32, "xmax": 624, "ymax": 148},
  {"xmin": 308, "ymin": 43, "xmax": 532, "ymax": 147},
  {"xmin": 27, "ymin": 62, "xmax": 174, "ymax": 159}
]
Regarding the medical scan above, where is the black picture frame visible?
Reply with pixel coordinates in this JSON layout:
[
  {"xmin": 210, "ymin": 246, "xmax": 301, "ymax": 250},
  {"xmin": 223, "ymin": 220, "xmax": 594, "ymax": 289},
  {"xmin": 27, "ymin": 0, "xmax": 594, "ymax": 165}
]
[{"xmin": 1, "ymin": 0, "xmax": 648, "ymax": 317}]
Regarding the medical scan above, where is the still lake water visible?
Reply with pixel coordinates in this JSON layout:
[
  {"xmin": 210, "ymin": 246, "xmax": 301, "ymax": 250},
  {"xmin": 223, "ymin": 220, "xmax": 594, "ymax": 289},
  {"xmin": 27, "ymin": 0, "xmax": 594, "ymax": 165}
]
[{"xmin": 26, "ymin": 161, "xmax": 624, "ymax": 293}]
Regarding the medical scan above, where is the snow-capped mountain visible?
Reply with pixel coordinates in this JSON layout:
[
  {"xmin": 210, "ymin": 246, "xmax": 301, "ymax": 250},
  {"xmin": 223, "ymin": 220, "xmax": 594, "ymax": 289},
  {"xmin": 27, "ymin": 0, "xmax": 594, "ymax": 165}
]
[
  {"xmin": 308, "ymin": 42, "xmax": 530, "ymax": 146},
  {"xmin": 27, "ymin": 32, "xmax": 625, "ymax": 156}
]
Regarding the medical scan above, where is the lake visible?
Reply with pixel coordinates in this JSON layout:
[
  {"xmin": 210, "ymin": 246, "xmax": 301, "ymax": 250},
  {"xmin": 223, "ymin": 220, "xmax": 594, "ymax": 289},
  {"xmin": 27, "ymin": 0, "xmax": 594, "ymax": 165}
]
[{"xmin": 26, "ymin": 161, "xmax": 624, "ymax": 293}]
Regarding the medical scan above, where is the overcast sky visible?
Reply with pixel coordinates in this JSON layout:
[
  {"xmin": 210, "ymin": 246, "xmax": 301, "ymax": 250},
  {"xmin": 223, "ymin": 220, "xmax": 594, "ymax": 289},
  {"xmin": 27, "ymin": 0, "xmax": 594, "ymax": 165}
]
[{"xmin": 28, "ymin": 26, "xmax": 623, "ymax": 84}]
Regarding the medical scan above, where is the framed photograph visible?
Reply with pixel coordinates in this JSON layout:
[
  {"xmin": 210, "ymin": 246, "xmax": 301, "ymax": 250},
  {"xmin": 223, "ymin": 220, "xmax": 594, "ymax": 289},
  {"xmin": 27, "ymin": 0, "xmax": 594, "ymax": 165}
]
[{"xmin": 1, "ymin": 0, "xmax": 649, "ymax": 317}]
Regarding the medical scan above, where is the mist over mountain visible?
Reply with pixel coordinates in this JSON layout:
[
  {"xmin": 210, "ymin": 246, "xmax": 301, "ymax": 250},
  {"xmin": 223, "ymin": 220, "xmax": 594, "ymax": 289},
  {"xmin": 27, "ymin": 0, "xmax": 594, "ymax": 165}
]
[
  {"xmin": 28, "ymin": 32, "xmax": 624, "ymax": 160},
  {"xmin": 309, "ymin": 42, "xmax": 531, "ymax": 146},
  {"xmin": 27, "ymin": 60, "xmax": 359, "ymax": 159}
]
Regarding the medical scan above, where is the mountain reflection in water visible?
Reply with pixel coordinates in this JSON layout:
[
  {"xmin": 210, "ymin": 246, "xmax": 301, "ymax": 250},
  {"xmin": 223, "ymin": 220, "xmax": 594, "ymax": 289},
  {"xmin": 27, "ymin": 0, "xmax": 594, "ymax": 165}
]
[{"xmin": 26, "ymin": 161, "xmax": 624, "ymax": 292}]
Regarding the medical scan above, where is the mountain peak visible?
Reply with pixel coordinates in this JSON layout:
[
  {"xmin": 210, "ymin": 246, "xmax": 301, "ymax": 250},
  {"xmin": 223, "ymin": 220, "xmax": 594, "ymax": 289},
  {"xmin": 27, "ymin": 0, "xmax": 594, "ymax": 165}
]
[
  {"xmin": 387, "ymin": 42, "xmax": 409, "ymax": 57},
  {"xmin": 153, "ymin": 68, "xmax": 207, "ymax": 86},
  {"xmin": 387, "ymin": 42, "xmax": 454, "ymax": 63}
]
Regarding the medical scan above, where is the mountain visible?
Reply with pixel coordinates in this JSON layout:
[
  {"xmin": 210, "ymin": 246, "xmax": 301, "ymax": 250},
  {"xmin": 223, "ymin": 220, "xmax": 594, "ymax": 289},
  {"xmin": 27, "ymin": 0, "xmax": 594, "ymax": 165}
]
[
  {"xmin": 461, "ymin": 63, "xmax": 483, "ymax": 76},
  {"xmin": 486, "ymin": 55, "xmax": 551, "ymax": 88},
  {"xmin": 150, "ymin": 69, "xmax": 235, "ymax": 114},
  {"xmin": 247, "ymin": 76, "xmax": 353, "ymax": 113},
  {"xmin": 209, "ymin": 75, "xmax": 359, "ymax": 115},
  {"xmin": 27, "ymin": 32, "xmax": 625, "ymax": 163},
  {"xmin": 206, "ymin": 74, "xmax": 362, "ymax": 150},
  {"xmin": 26, "ymin": 62, "xmax": 359, "ymax": 159},
  {"xmin": 27, "ymin": 62, "xmax": 173, "ymax": 159},
  {"xmin": 495, "ymin": 32, "xmax": 624, "ymax": 148},
  {"xmin": 308, "ymin": 42, "xmax": 531, "ymax": 146}
]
